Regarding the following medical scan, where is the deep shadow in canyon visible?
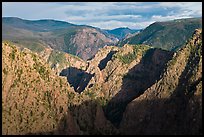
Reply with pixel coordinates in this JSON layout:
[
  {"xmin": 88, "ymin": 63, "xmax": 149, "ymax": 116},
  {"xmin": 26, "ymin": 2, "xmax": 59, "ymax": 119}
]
[
  {"xmin": 103, "ymin": 48, "xmax": 173, "ymax": 127},
  {"xmin": 59, "ymin": 67, "xmax": 94, "ymax": 93},
  {"xmin": 27, "ymin": 92, "xmax": 202, "ymax": 135},
  {"xmin": 27, "ymin": 52, "xmax": 202, "ymax": 134},
  {"xmin": 98, "ymin": 51, "xmax": 117, "ymax": 70},
  {"xmin": 28, "ymin": 46, "xmax": 202, "ymax": 135}
]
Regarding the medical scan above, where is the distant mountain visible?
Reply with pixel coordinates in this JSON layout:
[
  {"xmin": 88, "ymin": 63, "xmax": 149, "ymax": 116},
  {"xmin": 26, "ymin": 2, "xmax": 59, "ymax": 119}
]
[
  {"xmin": 104, "ymin": 27, "xmax": 141, "ymax": 40},
  {"xmin": 118, "ymin": 17, "xmax": 202, "ymax": 51},
  {"xmin": 2, "ymin": 17, "xmax": 118, "ymax": 60},
  {"xmin": 2, "ymin": 17, "xmax": 75, "ymax": 31}
]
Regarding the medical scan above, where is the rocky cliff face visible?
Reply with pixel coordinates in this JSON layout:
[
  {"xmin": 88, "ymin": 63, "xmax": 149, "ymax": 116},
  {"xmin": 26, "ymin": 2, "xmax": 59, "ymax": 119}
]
[
  {"xmin": 119, "ymin": 29, "xmax": 202, "ymax": 135},
  {"xmin": 60, "ymin": 29, "xmax": 202, "ymax": 135},
  {"xmin": 38, "ymin": 47, "xmax": 87, "ymax": 75},
  {"xmin": 2, "ymin": 42, "xmax": 117, "ymax": 135},
  {"xmin": 59, "ymin": 43, "xmax": 174, "ymax": 128},
  {"xmin": 70, "ymin": 27, "xmax": 118, "ymax": 60},
  {"xmin": 2, "ymin": 42, "xmax": 78, "ymax": 135},
  {"xmin": 2, "ymin": 29, "xmax": 202, "ymax": 135}
]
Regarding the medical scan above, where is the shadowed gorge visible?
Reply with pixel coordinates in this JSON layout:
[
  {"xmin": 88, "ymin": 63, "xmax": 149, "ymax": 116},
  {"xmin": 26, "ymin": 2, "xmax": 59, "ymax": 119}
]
[
  {"xmin": 119, "ymin": 29, "xmax": 202, "ymax": 135},
  {"xmin": 25, "ymin": 92, "xmax": 202, "ymax": 135},
  {"xmin": 98, "ymin": 51, "xmax": 117, "ymax": 70},
  {"xmin": 59, "ymin": 67, "xmax": 94, "ymax": 93},
  {"xmin": 118, "ymin": 88, "xmax": 202, "ymax": 135},
  {"xmin": 103, "ymin": 48, "xmax": 174, "ymax": 127}
]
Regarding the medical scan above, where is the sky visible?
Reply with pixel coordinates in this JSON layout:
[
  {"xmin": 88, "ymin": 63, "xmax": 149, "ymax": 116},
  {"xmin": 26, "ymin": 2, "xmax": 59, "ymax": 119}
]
[{"xmin": 2, "ymin": 2, "xmax": 202, "ymax": 30}]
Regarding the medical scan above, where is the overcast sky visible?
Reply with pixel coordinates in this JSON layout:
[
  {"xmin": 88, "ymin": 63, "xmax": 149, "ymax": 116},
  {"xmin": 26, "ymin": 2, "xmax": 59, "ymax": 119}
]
[{"xmin": 2, "ymin": 2, "xmax": 202, "ymax": 30}]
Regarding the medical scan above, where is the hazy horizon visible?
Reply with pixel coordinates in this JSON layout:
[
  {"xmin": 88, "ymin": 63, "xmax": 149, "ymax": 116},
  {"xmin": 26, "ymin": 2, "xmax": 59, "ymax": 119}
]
[{"xmin": 2, "ymin": 2, "xmax": 202, "ymax": 29}]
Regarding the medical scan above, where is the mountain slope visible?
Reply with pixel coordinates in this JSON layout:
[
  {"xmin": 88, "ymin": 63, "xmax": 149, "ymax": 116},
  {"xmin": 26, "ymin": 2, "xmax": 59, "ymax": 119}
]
[
  {"xmin": 2, "ymin": 26, "xmax": 202, "ymax": 135},
  {"xmin": 2, "ymin": 17, "xmax": 75, "ymax": 31},
  {"xmin": 118, "ymin": 18, "xmax": 202, "ymax": 51},
  {"xmin": 65, "ymin": 29, "xmax": 202, "ymax": 135},
  {"xmin": 58, "ymin": 43, "xmax": 173, "ymax": 128},
  {"xmin": 2, "ymin": 42, "xmax": 78, "ymax": 134},
  {"xmin": 119, "ymin": 29, "xmax": 202, "ymax": 135},
  {"xmin": 2, "ymin": 17, "xmax": 118, "ymax": 60},
  {"xmin": 2, "ymin": 42, "xmax": 118, "ymax": 135}
]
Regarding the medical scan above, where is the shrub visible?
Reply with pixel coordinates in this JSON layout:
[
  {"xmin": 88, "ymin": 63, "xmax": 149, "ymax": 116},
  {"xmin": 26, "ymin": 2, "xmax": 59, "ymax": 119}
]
[
  {"xmin": 118, "ymin": 53, "xmax": 136, "ymax": 64},
  {"xmin": 117, "ymin": 45, "xmax": 151, "ymax": 64},
  {"xmin": 68, "ymin": 92, "xmax": 75, "ymax": 100},
  {"xmin": 3, "ymin": 68, "xmax": 8, "ymax": 75},
  {"xmin": 9, "ymin": 50, "xmax": 15, "ymax": 60},
  {"xmin": 96, "ymin": 96, "xmax": 109, "ymax": 106},
  {"xmin": 32, "ymin": 54, "xmax": 37, "ymax": 62}
]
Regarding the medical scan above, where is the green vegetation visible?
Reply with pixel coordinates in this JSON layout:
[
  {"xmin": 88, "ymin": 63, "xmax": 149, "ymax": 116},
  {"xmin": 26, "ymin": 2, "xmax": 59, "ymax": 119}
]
[
  {"xmin": 169, "ymin": 57, "xmax": 177, "ymax": 66},
  {"xmin": 33, "ymin": 59, "xmax": 49, "ymax": 81},
  {"xmin": 2, "ymin": 40, "xmax": 16, "ymax": 47},
  {"xmin": 119, "ymin": 18, "xmax": 202, "ymax": 51},
  {"xmin": 38, "ymin": 66, "xmax": 46, "ymax": 75},
  {"xmin": 48, "ymin": 50, "xmax": 66, "ymax": 65},
  {"xmin": 89, "ymin": 92, "xmax": 96, "ymax": 99},
  {"xmin": 132, "ymin": 44, "xmax": 151, "ymax": 56},
  {"xmin": 31, "ymin": 54, "xmax": 37, "ymax": 62},
  {"xmin": 69, "ymin": 53, "xmax": 82, "ymax": 60},
  {"xmin": 9, "ymin": 49, "xmax": 16, "ymax": 60},
  {"xmin": 12, "ymin": 40, "xmax": 45, "ymax": 53},
  {"xmin": 116, "ymin": 45, "xmax": 151, "ymax": 64},
  {"xmin": 43, "ymin": 91, "xmax": 52, "ymax": 110},
  {"xmin": 85, "ymin": 90, "xmax": 96, "ymax": 99},
  {"xmin": 59, "ymin": 79, "xmax": 63, "ymax": 88},
  {"xmin": 3, "ymin": 68, "xmax": 8, "ymax": 75},
  {"xmin": 107, "ymin": 27, "xmax": 138, "ymax": 40},
  {"xmin": 198, "ymin": 45, "xmax": 202, "ymax": 57},
  {"xmin": 67, "ymin": 92, "xmax": 75, "ymax": 100},
  {"xmin": 24, "ymin": 41, "xmax": 45, "ymax": 53},
  {"xmin": 96, "ymin": 96, "xmax": 109, "ymax": 106},
  {"xmin": 63, "ymin": 28, "xmax": 78, "ymax": 54},
  {"xmin": 11, "ymin": 79, "xmax": 18, "ymax": 88},
  {"xmin": 16, "ymin": 69, "xmax": 23, "ymax": 81},
  {"xmin": 117, "ymin": 52, "xmax": 136, "ymax": 64}
]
